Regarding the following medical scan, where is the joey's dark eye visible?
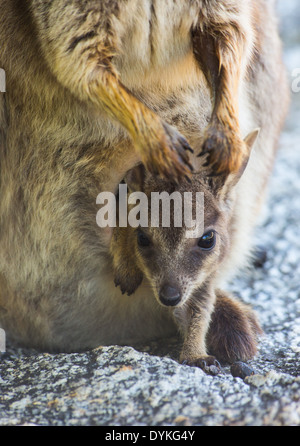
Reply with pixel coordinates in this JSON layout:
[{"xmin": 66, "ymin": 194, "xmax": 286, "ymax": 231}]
[
  {"xmin": 137, "ymin": 230, "xmax": 151, "ymax": 247},
  {"xmin": 198, "ymin": 231, "xmax": 216, "ymax": 251}
]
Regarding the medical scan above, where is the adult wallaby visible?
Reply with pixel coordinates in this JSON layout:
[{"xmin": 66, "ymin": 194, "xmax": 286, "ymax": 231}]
[{"xmin": 0, "ymin": 1, "xmax": 288, "ymax": 372}]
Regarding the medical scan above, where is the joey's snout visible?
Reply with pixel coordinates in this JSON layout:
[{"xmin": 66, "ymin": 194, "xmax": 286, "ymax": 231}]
[{"xmin": 159, "ymin": 283, "xmax": 182, "ymax": 307}]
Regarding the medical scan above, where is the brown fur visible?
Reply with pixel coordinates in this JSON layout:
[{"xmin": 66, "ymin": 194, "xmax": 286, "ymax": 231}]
[
  {"xmin": 111, "ymin": 135, "xmax": 261, "ymax": 370},
  {"xmin": 207, "ymin": 291, "xmax": 263, "ymax": 363},
  {"xmin": 193, "ymin": 4, "xmax": 251, "ymax": 175},
  {"xmin": 0, "ymin": 1, "xmax": 289, "ymax": 367}
]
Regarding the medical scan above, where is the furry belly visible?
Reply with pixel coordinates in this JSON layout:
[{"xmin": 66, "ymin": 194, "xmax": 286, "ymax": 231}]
[{"xmin": 112, "ymin": 0, "xmax": 200, "ymax": 91}]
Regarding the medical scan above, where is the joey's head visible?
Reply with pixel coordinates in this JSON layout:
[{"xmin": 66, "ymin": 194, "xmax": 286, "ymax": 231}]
[{"xmin": 110, "ymin": 130, "xmax": 259, "ymax": 307}]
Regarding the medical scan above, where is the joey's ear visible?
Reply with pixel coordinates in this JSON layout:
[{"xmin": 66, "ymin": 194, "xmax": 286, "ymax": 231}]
[
  {"xmin": 208, "ymin": 128, "xmax": 260, "ymax": 198},
  {"xmin": 110, "ymin": 229, "xmax": 144, "ymax": 296},
  {"xmin": 124, "ymin": 163, "xmax": 146, "ymax": 193},
  {"xmin": 244, "ymin": 128, "xmax": 260, "ymax": 150},
  {"xmin": 227, "ymin": 128, "xmax": 260, "ymax": 186}
]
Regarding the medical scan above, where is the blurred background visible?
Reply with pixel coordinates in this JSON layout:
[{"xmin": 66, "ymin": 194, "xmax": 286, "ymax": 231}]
[{"xmin": 277, "ymin": 0, "xmax": 300, "ymax": 134}]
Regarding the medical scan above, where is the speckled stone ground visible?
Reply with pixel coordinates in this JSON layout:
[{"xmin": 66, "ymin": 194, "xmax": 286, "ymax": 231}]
[{"xmin": 0, "ymin": 1, "xmax": 299, "ymax": 427}]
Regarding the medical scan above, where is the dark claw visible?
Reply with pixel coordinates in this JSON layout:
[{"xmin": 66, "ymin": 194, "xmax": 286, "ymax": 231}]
[
  {"xmin": 177, "ymin": 154, "xmax": 194, "ymax": 173},
  {"xmin": 197, "ymin": 150, "xmax": 210, "ymax": 158},
  {"xmin": 199, "ymin": 359, "xmax": 207, "ymax": 369},
  {"xmin": 182, "ymin": 356, "xmax": 223, "ymax": 376},
  {"xmin": 178, "ymin": 134, "xmax": 193, "ymax": 147},
  {"xmin": 214, "ymin": 359, "xmax": 222, "ymax": 369},
  {"xmin": 180, "ymin": 138, "xmax": 194, "ymax": 154},
  {"xmin": 199, "ymin": 358, "xmax": 222, "ymax": 375},
  {"xmin": 186, "ymin": 161, "xmax": 194, "ymax": 172},
  {"xmin": 204, "ymin": 359, "xmax": 223, "ymax": 376},
  {"xmin": 156, "ymin": 123, "xmax": 196, "ymax": 181}
]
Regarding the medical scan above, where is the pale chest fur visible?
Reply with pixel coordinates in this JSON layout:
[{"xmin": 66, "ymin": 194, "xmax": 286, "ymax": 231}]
[{"xmin": 112, "ymin": 0, "xmax": 201, "ymax": 91}]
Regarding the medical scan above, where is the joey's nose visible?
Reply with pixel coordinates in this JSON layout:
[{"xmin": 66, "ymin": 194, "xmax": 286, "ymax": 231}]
[{"xmin": 159, "ymin": 285, "xmax": 181, "ymax": 307}]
